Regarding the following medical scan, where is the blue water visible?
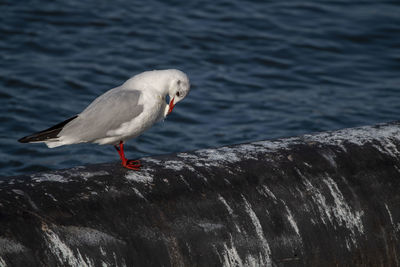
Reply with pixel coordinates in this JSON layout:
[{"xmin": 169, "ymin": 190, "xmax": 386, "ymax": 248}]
[{"xmin": 1, "ymin": 1, "xmax": 400, "ymax": 177}]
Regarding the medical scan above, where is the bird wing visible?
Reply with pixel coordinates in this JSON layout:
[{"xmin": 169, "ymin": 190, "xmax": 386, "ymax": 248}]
[{"xmin": 59, "ymin": 88, "xmax": 143, "ymax": 143}]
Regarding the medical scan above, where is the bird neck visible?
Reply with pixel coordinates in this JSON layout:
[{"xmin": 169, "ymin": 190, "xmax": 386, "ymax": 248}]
[{"xmin": 123, "ymin": 70, "xmax": 171, "ymax": 96}]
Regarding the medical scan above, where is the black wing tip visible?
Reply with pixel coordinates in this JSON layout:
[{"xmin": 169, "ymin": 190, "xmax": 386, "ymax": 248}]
[
  {"xmin": 17, "ymin": 115, "xmax": 78, "ymax": 144},
  {"xmin": 18, "ymin": 136, "xmax": 31, "ymax": 143},
  {"xmin": 18, "ymin": 134, "xmax": 54, "ymax": 143},
  {"xmin": 18, "ymin": 133, "xmax": 50, "ymax": 143}
]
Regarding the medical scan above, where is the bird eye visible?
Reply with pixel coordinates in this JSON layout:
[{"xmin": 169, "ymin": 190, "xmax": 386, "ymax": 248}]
[
  {"xmin": 176, "ymin": 91, "xmax": 181, "ymax": 97},
  {"xmin": 177, "ymin": 80, "xmax": 181, "ymax": 85}
]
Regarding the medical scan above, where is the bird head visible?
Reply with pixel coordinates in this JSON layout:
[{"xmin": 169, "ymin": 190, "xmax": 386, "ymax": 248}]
[
  {"xmin": 167, "ymin": 71, "xmax": 190, "ymax": 115},
  {"xmin": 125, "ymin": 69, "xmax": 190, "ymax": 117}
]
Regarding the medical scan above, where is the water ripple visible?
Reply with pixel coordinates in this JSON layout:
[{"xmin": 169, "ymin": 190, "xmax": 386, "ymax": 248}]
[{"xmin": 1, "ymin": 0, "xmax": 399, "ymax": 176}]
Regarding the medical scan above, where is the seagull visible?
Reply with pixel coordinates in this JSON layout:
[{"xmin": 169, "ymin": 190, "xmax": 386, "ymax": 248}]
[{"xmin": 18, "ymin": 69, "xmax": 191, "ymax": 170}]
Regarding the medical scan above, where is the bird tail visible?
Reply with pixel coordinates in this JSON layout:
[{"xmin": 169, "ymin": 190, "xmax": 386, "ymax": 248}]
[{"xmin": 18, "ymin": 115, "xmax": 78, "ymax": 144}]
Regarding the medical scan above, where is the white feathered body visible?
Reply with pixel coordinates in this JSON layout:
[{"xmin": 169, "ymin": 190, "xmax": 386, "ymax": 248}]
[{"xmin": 39, "ymin": 69, "xmax": 187, "ymax": 148}]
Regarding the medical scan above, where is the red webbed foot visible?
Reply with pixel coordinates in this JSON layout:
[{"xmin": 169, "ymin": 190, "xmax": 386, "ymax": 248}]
[
  {"xmin": 123, "ymin": 159, "xmax": 141, "ymax": 170},
  {"xmin": 114, "ymin": 141, "xmax": 141, "ymax": 171}
]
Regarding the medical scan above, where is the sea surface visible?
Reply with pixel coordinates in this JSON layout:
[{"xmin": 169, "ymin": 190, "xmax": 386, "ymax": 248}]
[{"xmin": 1, "ymin": 0, "xmax": 399, "ymax": 177}]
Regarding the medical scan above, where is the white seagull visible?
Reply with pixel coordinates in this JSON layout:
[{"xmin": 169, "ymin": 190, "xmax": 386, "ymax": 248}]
[{"xmin": 19, "ymin": 69, "xmax": 191, "ymax": 170}]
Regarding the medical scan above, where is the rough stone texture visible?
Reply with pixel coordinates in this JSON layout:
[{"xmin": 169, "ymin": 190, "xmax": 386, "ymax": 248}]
[{"xmin": 1, "ymin": 122, "xmax": 400, "ymax": 266}]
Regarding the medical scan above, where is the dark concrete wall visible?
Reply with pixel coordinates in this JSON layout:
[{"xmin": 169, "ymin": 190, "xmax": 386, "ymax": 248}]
[{"xmin": 1, "ymin": 122, "xmax": 400, "ymax": 266}]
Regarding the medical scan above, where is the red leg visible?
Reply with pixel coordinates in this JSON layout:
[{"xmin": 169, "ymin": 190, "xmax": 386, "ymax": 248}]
[{"xmin": 114, "ymin": 141, "xmax": 141, "ymax": 170}]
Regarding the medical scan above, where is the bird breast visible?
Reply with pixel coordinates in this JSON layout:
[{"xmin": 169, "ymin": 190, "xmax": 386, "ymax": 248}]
[{"xmin": 109, "ymin": 91, "xmax": 166, "ymax": 139}]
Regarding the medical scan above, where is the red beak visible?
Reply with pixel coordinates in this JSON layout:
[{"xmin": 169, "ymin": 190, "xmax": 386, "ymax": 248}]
[{"xmin": 168, "ymin": 97, "xmax": 175, "ymax": 115}]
